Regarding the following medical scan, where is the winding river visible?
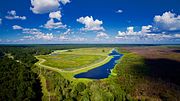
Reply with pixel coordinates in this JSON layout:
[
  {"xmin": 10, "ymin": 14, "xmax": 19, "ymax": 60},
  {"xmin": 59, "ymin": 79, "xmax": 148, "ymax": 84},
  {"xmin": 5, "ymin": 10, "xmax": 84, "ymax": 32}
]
[{"xmin": 74, "ymin": 49, "xmax": 123, "ymax": 79}]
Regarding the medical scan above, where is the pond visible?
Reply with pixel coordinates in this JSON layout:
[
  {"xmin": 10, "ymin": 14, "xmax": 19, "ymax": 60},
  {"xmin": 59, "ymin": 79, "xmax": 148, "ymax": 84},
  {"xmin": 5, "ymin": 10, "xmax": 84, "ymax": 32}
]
[{"xmin": 74, "ymin": 49, "xmax": 123, "ymax": 79}]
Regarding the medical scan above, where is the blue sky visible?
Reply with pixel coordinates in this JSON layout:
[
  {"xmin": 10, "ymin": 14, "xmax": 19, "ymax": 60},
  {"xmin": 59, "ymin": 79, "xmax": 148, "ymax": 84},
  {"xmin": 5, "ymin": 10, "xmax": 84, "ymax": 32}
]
[{"xmin": 0, "ymin": 0, "xmax": 180, "ymax": 44}]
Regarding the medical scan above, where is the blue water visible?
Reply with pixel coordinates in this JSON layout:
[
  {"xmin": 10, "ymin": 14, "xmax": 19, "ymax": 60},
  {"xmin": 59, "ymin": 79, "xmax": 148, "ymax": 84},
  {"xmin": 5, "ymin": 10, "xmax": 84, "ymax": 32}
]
[{"xmin": 74, "ymin": 49, "xmax": 123, "ymax": 79}]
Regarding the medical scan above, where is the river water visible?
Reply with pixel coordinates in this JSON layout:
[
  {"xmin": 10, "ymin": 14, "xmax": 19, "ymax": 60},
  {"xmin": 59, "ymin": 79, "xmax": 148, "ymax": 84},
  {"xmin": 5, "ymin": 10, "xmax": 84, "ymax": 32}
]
[{"xmin": 74, "ymin": 49, "xmax": 123, "ymax": 79}]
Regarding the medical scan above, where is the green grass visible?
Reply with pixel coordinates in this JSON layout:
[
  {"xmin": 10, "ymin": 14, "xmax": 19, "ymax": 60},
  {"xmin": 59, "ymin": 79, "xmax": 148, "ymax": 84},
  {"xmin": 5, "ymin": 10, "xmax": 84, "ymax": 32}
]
[
  {"xmin": 39, "ymin": 54, "xmax": 106, "ymax": 70},
  {"xmin": 55, "ymin": 47, "xmax": 112, "ymax": 56},
  {"xmin": 112, "ymin": 49, "xmax": 145, "ymax": 78},
  {"xmin": 38, "ymin": 48, "xmax": 112, "ymax": 71}
]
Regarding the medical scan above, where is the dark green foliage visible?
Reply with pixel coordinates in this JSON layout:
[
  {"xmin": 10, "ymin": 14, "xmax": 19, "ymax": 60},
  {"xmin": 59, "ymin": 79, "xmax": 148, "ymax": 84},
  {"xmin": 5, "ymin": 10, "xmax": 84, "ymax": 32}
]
[
  {"xmin": 0, "ymin": 46, "xmax": 44, "ymax": 101},
  {"xmin": 0, "ymin": 51, "xmax": 4, "ymax": 58},
  {"xmin": 67, "ymin": 50, "xmax": 73, "ymax": 52},
  {"xmin": 113, "ymin": 49, "xmax": 180, "ymax": 101},
  {"xmin": 0, "ymin": 56, "xmax": 42, "ymax": 101},
  {"xmin": 75, "ymin": 82, "xmax": 86, "ymax": 92}
]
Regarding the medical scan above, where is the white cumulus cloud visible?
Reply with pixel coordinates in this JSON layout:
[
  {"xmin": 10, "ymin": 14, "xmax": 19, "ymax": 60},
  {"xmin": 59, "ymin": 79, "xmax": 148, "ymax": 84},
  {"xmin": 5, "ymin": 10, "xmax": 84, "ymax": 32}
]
[
  {"xmin": 49, "ymin": 11, "xmax": 62, "ymax": 20},
  {"xmin": 77, "ymin": 16, "xmax": 104, "ymax": 31},
  {"xmin": 141, "ymin": 25, "xmax": 152, "ymax": 33},
  {"xmin": 116, "ymin": 9, "xmax": 123, "ymax": 13},
  {"xmin": 43, "ymin": 10, "xmax": 66, "ymax": 29},
  {"xmin": 30, "ymin": 0, "xmax": 60, "ymax": 14},
  {"xmin": 59, "ymin": 0, "xmax": 70, "ymax": 5},
  {"xmin": 96, "ymin": 32, "xmax": 109, "ymax": 39},
  {"xmin": 12, "ymin": 25, "xmax": 23, "ymax": 30},
  {"xmin": 44, "ymin": 19, "xmax": 66, "ymax": 29},
  {"xmin": 63, "ymin": 29, "xmax": 71, "ymax": 35},
  {"xmin": 13, "ymin": 25, "xmax": 54, "ymax": 40},
  {"xmin": 5, "ymin": 10, "xmax": 26, "ymax": 20},
  {"xmin": 115, "ymin": 25, "xmax": 179, "ymax": 41},
  {"xmin": 154, "ymin": 11, "xmax": 180, "ymax": 31},
  {"xmin": 30, "ymin": 0, "xmax": 70, "ymax": 14}
]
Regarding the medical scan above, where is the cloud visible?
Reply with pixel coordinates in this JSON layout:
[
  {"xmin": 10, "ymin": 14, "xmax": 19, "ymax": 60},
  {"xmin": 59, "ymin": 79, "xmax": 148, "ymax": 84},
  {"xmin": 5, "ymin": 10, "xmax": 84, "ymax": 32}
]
[
  {"xmin": 23, "ymin": 30, "xmax": 54, "ymax": 40},
  {"xmin": 12, "ymin": 25, "xmax": 23, "ymax": 30},
  {"xmin": 59, "ymin": 36, "xmax": 87, "ymax": 42},
  {"xmin": 58, "ymin": 29, "xmax": 71, "ymax": 40},
  {"xmin": 77, "ymin": 16, "xmax": 104, "ymax": 31},
  {"xmin": 5, "ymin": 10, "xmax": 26, "ymax": 20},
  {"xmin": 30, "ymin": 0, "xmax": 60, "ymax": 14},
  {"xmin": 59, "ymin": 35, "xmax": 69, "ymax": 40},
  {"xmin": 0, "ymin": 18, "xmax": 2, "ymax": 24},
  {"xmin": 43, "ymin": 10, "xmax": 66, "ymax": 29},
  {"xmin": 13, "ymin": 25, "xmax": 54, "ymax": 40},
  {"xmin": 49, "ymin": 11, "xmax": 62, "ymax": 20},
  {"xmin": 115, "ymin": 25, "xmax": 176, "ymax": 41},
  {"xmin": 96, "ymin": 32, "xmax": 109, "ymax": 39},
  {"xmin": 44, "ymin": 18, "xmax": 66, "ymax": 29},
  {"xmin": 30, "ymin": 0, "xmax": 70, "ymax": 14},
  {"xmin": 23, "ymin": 33, "xmax": 54, "ymax": 40},
  {"xmin": 35, "ymin": 33, "xmax": 54, "ymax": 40},
  {"xmin": 59, "ymin": 0, "xmax": 70, "ymax": 5},
  {"xmin": 58, "ymin": 29, "xmax": 87, "ymax": 42},
  {"xmin": 141, "ymin": 25, "xmax": 152, "ymax": 33},
  {"xmin": 116, "ymin": 9, "xmax": 123, "ymax": 13},
  {"xmin": 153, "ymin": 11, "xmax": 180, "ymax": 31},
  {"xmin": 174, "ymin": 34, "xmax": 180, "ymax": 38},
  {"xmin": 63, "ymin": 29, "xmax": 71, "ymax": 35},
  {"xmin": 73, "ymin": 37, "xmax": 87, "ymax": 41},
  {"xmin": 116, "ymin": 27, "xmax": 142, "ymax": 37}
]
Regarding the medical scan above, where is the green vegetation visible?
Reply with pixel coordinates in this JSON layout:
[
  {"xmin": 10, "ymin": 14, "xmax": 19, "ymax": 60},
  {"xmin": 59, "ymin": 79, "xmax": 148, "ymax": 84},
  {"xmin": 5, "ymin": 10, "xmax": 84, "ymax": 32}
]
[
  {"xmin": 39, "ymin": 54, "xmax": 106, "ymax": 70},
  {"xmin": 0, "ymin": 47, "xmax": 42, "ymax": 101},
  {"xmin": 33, "ymin": 62, "xmax": 129, "ymax": 101},
  {"xmin": 35, "ymin": 48, "xmax": 113, "ymax": 81},
  {"xmin": 58, "ymin": 48, "xmax": 111, "ymax": 56},
  {"xmin": 1, "ymin": 45, "xmax": 180, "ymax": 101},
  {"xmin": 37, "ymin": 48, "xmax": 111, "ymax": 71},
  {"xmin": 111, "ymin": 47, "xmax": 180, "ymax": 100},
  {"xmin": 38, "ymin": 48, "xmax": 111, "ymax": 70}
]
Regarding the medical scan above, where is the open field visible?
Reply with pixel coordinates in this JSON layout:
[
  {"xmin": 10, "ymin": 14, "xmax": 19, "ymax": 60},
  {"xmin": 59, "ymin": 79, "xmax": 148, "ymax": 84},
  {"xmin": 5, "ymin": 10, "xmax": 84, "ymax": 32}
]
[
  {"xmin": 37, "ymin": 48, "xmax": 112, "ymax": 71},
  {"xmin": 52, "ymin": 47, "xmax": 112, "ymax": 56},
  {"xmin": 39, "ymin": 54, "xmax": 106, "ymax": 70}
]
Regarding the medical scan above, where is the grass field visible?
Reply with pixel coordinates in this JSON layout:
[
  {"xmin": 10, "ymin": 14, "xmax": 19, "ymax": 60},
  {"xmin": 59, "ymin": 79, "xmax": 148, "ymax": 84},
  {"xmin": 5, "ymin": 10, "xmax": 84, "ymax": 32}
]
[
  {"xmin": 37, "ymin": 48, "xmax": 112, "ymax": 71},
  {"xmin": 39, "ymin": 54, "xmax": 106, "ymax": 70},
  {"xmin": 52, "ymin": 47, "xmax": 112, "ymax": 56}
]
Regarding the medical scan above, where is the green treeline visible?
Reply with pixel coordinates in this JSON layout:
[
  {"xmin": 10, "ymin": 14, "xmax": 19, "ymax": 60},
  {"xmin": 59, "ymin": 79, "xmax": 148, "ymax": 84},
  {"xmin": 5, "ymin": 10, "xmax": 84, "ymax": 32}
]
[
  {"xmin": 0, "ymin": 46, "xmax": 50, "ymax": 100},
  {"xmin": 0, "ymin": 56, "xmax": 42, "ymax": 100},
  {"xmin": 34, "ymin": 66, "xmax": 128, "ymax": 101}
]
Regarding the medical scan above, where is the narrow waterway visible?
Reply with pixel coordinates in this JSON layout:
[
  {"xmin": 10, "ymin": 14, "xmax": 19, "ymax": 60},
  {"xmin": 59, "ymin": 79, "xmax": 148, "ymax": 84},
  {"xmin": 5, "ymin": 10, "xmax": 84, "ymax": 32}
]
[{"xmin": 74, "ymin": 49, "xmax": 123, "ymax": 79}]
